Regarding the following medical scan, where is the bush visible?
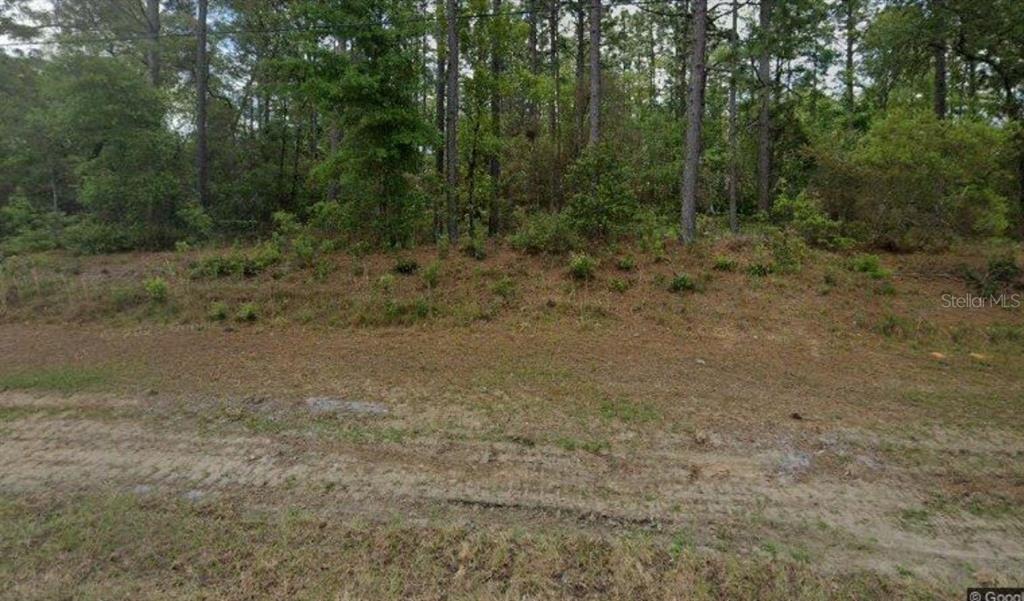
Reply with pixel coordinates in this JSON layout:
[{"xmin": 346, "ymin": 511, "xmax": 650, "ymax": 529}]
[
  {"xmin": 564, "ymin": 144, "xmax": 639, "ymax": 240},
  {"xmin": 393, "ymin": 257, "xmax": 419, "ymax": 275},
  {"xmin": 747, "ymin": 263, "xmax": 773, "ymax": 277},
  {"xmin": 616, "ymin": 256, "xmax": 637, "ymax": 271},
  {"xmin": 768, "ymin": 229, "xmax": 810, "ymax": 273},
  {"xmin": 462, "ymin": 224, "xmax": 488, "ymax": 260},
  {"xmin": 965, "ymin": 254, "xmax": 1022, "ymax": 296},
  {"xmin": 568, "ymin": 253, "xmax": 597, "ymax": 281},
  {"xmin": 712, "ymin": 256, "xmax": 738, "ymax": 272},
  {"xmin": 510, "ymin": 210, "xmax": 581, "ymax": 255},
  {"xmin": 849, "ymin": 254, "xmax": 891, "ymax": 279},
  {"xmin": 812, "ymin": 110, "xmax": 1012, "ymax": 250},
  {"xmin": 422, "ymin": 261, "xmax": 440, "ymax": 289},
  {"xmin": 668, "ymin": 273, "xmax": 697, "ymax": 293},
  {"xmin": 208, "ymin": 301, "xmax": 229, "ymax": 321},
  {"xmin": 609, "ymin": 278, "xmax": 631, "ymax": 293},
  {"xmin": 142, "ymin": 277, "xmax": 168, "ymax": 303},
  {"xmin": 62, "ymin": 218, "xmax": 133, "ymax": 255},
  {"xmin": 235, "ymin": 303, "xmax": 258, "ymax": 322},
  {"xmin": 771, "ymin": 192, "xmax": 852, "ymax": 250},
  {"xmin": 190, "ymin": 244, "xmax": 281, "ymax": 279}
]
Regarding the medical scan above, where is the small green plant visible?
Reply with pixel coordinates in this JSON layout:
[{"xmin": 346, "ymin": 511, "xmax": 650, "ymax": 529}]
[
  {"xmin": 609, "ymin": 278, "xmax": 631, "ymax": 293},
  {"xmin": 393, "ymin": 257, "xmax": 419, "ymax": 275},
  {"xmin": 462, "ymin": 225, "xmax": 488, "ymax": 260},
  {"xmin": 235, "ymin": 302, "xmax": 258, "ymax": 322},
  {"xmin": 747, "ymin": 262, "xmax": 773, "ymax": 277},
  {"xmin": 509, "ymin": 210, "xmax": 581, "ymax": 255},
  {"xmin": 491, "ymin": 276, "xmax": 516, "ymax": 300},
  {"xmin": 422, "ymin": 261, "xmax": 441, "ymax": 290},
  {"xmin": 668, "ymin": 273, "xmax": 697, "ymax": 293},
  {"xmin": 769, "ymin": 229, "xmax": 809, "ymax": 273},
  {"xmin": 174, "ymin": 240, "xmax": 192, "ymax": 253},
  {"xmin": 712, "ymin": 256, "xmax": 738, "ymax": 272},
  {"xmin": 376, "ymin": 273, "xmax": 396, "ymax": 293},
  {"xmin": 142, "ymin": 277, "xmax": 168, "ymax": 303},
  {"xmin": 877, "ymin": 313, "xmax": 911, "ymax": 339},
  {"xmin": 568, "ymin": 253, "xmax": 597, "ymax": 281},
  {"xmin": 849, "ymin": 254, "xmax": 891, "ymax": 279},
  {"xmin": 965, "ymin": 254, "xmax": 1022, "ymax": 297},
  {"xmin": 207, "ymin": 301, "xmax": 229, "ymax": 321},
  {"xmin": 616, "ymin": 256, "xmax": 636, "ymax": 271}
]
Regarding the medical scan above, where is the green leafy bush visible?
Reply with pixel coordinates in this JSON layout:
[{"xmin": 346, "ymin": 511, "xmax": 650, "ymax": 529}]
[
  {"xmin": 668, "ymin": 273, "xmax": 697, "ymax": 293},
  {"xmin": 564, "ymin": 145, "xmax": 639, "ymax": 240},
  {"xmin": 568, "ymin": 253, "xmax": 597, "ymax": 281},
  {"xmin": 207, "ymin": 301, "xmax": 229, "ymax": 321},
  {"xmin": 510, "ymin": 210, "xmax": 581, "ymax": 255},
  {"xmin": 393, "ymin": 257, "xmax": 419, "ymax": 275},
  {"xmin": 813, "ymin": 110, "xmax": 1012, "ymax": 250},
  {"xmin": 771, "ymin": 192, "xmax": 852, "ymax": 250},
  {"xmin": 964, "ymin": 254, "xmax": 1022, "ymax": 296},
  {"xmin": 712, "ymin": 256, "xmax": 738, "ymax": 272},
  {"xmin": 849, "ymin": 254, "xmax": 891, "ymax": 279},
  {"xmin": 142, "ymin": 277, "xmax": 168, "ymax": 303},
  {"xmin": 235, "ymin": 303, "xmax": 258, "ymax": 322},
  {"xmin": 616, "ymin": 256, "xmax": 637, "ymax": 271},
  {"xmin": 609, "ymin": 278, "xmax": 631, "ymax": 293},
  {"xmin": 422, "ymin": 261, "xmax": 440, "ymax": 289}
]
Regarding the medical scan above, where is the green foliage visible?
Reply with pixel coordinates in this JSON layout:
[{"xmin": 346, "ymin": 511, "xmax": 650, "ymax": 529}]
[
  {"xmin": 564, "ymin": 145, "xmax": 640, "ymax": 241},
  {"xmin": 712, "ymin": 256, "xmax": 738, "ymax": 272},
  {"xmin": 813, "ymin": 110, "xmax": 1013, "ymax": 250},
  {"xmin": 964, "ymin": 255, "xmax": 1022, "ymax": 297},
  {"xmin": 609, "ymin": 278, "xmax": 632, "ymax": 293},
  {"xmin": 768, "ymin": 230, "xmax": 810, "ymax": 273},
  {"xmin": 568, "ymin": 253, "xmax": 598, "ymax": 281},
  {"xmin": 207, "ymin": 301, "xmax": 229, "ymax": 321},
  {"xmin": 510, "ymin": 211, "xmax": 581, "ymax": 255},
  {"xmin": 747, "ymin": 263, "xmax": 774, "ymax": 278},
  {"xmin": 849, "ymin": 254, "xmax": 891, "ymax": 279},
  {"xmin": 142, "ymin": 277, "xmax": 168, "ymax": 303},
  {"xmin": 462, "ymin": 225, "xmax": 488, "ymax": 261},
  {"xmin": 422, "ymin": 261, "xmax": 441, "ymax": 289},
  {"xmin": 190, "ymin": 244, "xmax": 282, "ymax": 279},
  {"xmin": 0, "ymin": 196, "xmax": 64, "ymax": 256},
  {"xmin": 668, "ymin": 274, "xmax": 697, "ymax": 293},
  {"xmin": 393, "ymin": 257, "xmax": 419, "ymax": 275},
  {"xmin": 491, "ymin": 276, "xmax": 517, "ymax": 300},
  {"xmin": 771, "ymin": 192, "xmax": 852, "ymax": 250},
  {"xmin": 235, "ymin": 303, "xmax": 259, "ymax": 322},
  {"xmin": 616, "ymin": 256, "xmax": 637, "ymax": 271}
]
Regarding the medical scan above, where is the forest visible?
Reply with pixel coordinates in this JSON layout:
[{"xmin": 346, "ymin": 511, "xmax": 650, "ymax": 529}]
[{"xmin": 1, "ymin": 0, "xmax": 1022, "ymax": 257}]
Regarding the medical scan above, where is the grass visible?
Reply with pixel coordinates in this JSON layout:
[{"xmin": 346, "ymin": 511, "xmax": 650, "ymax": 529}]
[
  {"xmin": 0, "ymin": 366, "xmax": 112, "ymax": 393},
  {"xmin": 0, "ymin": 493, "xmax": 939, "ymax": 601}
]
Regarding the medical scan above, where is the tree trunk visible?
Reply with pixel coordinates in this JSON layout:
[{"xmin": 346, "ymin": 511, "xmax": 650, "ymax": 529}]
[
  {"xmin": 434, "ymin": 0, "xmax": 446, "ymax": 239},
  {"xmin": 843, "ymin": 0, "xmax": 855, "ymax": 112},
  {"xmin": 588, "ymin": 0, "xmax": 600, "ymax": 147},
  {"xmin": 445, "ymin": 0, "xmax": 461, "ymax": 243},
  {"xmin": 674, "ymin": 0, "xmax": 689, "ymax": 121},
  {"xmin": 756, "ymin": 0, "xmax": 773, "ymax": 213},
  {"xmin": 679, "ymin": 0, "xmax": 707, "ymax": 244},
  {"xmin": 196, "ymin": 0, "xmax": 209, "ymax": 208},
  {"xmin": 488, "ymin": 0, "xmax": 503, "ymax": 235},
  {"xmin": 727, "ymin": 0, "xmax": 739, "ymax": 234},
  {"xmin": 549, "ymin": 0, "xmax": 562, "ymax": 207},
  {"xmin": 573, "ymin": 3, "xmax": 586, "ymax": 156},
  {"xmin": 145, "ymin": 0, "xmax": 160, "ymax": 86},
  {"xmin": 933, "ymin": 40, "xmax": 948, "ymax": 120}
]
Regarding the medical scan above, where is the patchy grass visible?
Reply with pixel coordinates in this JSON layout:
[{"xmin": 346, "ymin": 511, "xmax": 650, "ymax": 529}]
[
  {"xmin": 0, "ymin": 493, "xmax": 939, "ymax": 601},
  {"xmin": 0, "ymin": 367, "xmax": 112, "ymax": 393}
]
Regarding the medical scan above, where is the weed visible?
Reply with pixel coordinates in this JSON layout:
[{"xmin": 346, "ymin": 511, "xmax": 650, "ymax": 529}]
[
  {"xmin": 235, "ymin": 303, "xmax": 258, "ymax": 322},
  {"xmin": 422, "ymin": 261, "xmax": 441, "ymax": 289},
  {"xmin": 599, "ymin": 398, "xmax": 658, "ymax": 423},
  {"xmin": 668, "ymin": 273, "xmax": 697, "ymax": 293},
  {"xmin": 491, "ymin": 276, "xmax": 516, "ymax": 300},
  {"xmin": 712, "ymin": 256, "xmax": 738, "ymax": 272},
  {"xmin": 142, "ymin": 277, "xmax": 168, "ymax": 303},
  {"xmin": 393, "ymin": 257, "xmax": 419, "ymax": 275},
  {"xmin": 747, "ymin": 263, "xmax": 773, "ymax": 277},
  {"xmin": 207, "ymin": 301, "xmax": 229, "ymax": 321},
  {"xmin": 849, "ymin": 254, "xmax": 891, "ymax": 279},
  {"xmin": 877, "ymin": 314, "xmax": 911, "ymax": 339},
  {"xmin": 568, "ymin": 253, "xmax": 597, "ymax": 281},
  {"xmin": 616, "ymin": 256, "xmax": 637, "ymax": 271},
  {"xmin": 609, "ymin": 278, "xmax": 631, "ymax": 293},
  {"xmin": 377, "ymin": 273, "xmax": 396, "ymax": 293},
  {"xmin": 555, "ymin": 437, "xmax": 610, "ymax": 454}
]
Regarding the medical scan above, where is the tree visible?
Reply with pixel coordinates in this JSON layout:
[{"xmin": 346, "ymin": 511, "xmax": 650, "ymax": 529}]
[
  {"xmin": 757, "ymin": 0, "xmax": 773, "ymax": 212},
  {"xmin": 445, "ymin": 0, "xmax": 461, "ymax": 242},
  {"xmin": 588, "ymin": 0, "xmax": 600, "ymax": 146},
  {"xmin": 195, "ymin": 0, "xmax": 209, "ymax": 208},
  {"xmin": 727, "ymin": 0, "xmax": 740, "ymax": 233},
  {"xmin": 679, "ymin": 0, "xmax": 707, "ymax": 244}
]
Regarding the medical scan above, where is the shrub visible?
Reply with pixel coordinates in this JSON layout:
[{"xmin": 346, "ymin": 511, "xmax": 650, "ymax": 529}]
[
  {"xmin": 568, "ymin": 253, "xmax": 597, "ymax": 281},
  {"xmin": 771, "ymin": 192, "xmax": 852, "ymax": 250},
  {"xmin": 616, "ymin": 256, "xmax": 637, "ymax": 271},
  {"xmin": 422, "ymin": 261, "xmax": 440, "ymax": 289},
  {"xmin": 849, "ymin": 254, "xmax": 891, "ymax": 279},
  {"xmin": 564, "ymin": 144, "xmax": 639, "ymax": 240},
  {"xmin": 393, "ymin": 257, "xmax": 419, "ymax": 275},
  {"xmin": 62, "ymin": 218, "xmax": 133, "ymax": 255},
  {"xmin": 964, "ymin": 254, "xmax": 1022, "ymax": 297},
  {"xmin": 712, "ymin": 256, "xmax": 738, "ymax": 272},
  {"xmin": 235, "ymin": 303, "xmax": 258, "ymax": 322},
  {"xmin": 491, "ymin": 276, "xmax": 516, "ymax": 300},
  {"xmin": 510, "ymin": 210, "xmax": 581, "ymax": 255},
  {"xmin": 609, "ymin": 278, "xmax": 631, "ymax": 293},
  {"xmin": 768, "ymin": 229, "xmax": 809, "ymax": 273},
  {"xmin": 747, "ymin": 263, "xmax": 773, "ymax": 277},
  {"xmin": 668, "ymin": 273, "xmax": 697, "ymax": 293},
  {"xmin": 812, "ymin": 110, "xmax": 1012, "ymax": 250},
  {"xmin": 208, "ymin": 301, "xmax": 229, "ymax": 321},
  {"xmin": 462, "ymin": 225, "xmax": 488, "ymax": 260},
  {"xmin": 142, "ymin": 277, "xmax": 168, "ymax": 303}
]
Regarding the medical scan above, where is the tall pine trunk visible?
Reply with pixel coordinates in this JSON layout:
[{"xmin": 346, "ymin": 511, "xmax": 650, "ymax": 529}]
[
  {"xmin": 445, "ymin": 0, "xmax": 461, "ymax": 243},
  {"xmin": 588, "ymin": 0, "xmax": 600, "ymax": 147},
  {"xmin": 727, "ymin": 0, "xmax": 739, "ymax": 234},
  {"xmin": 488, "ymin": 0, "xmax": 503, "ymax": 235},
  {"xmin": 756, "ymin": 0, "xmax": 773, "ymax": 213},
  {"xmin": 680, "ymin": 0, "xmax": 707, "ymax": 244},
  {"xmin": 549, "ymin": 0, "xmax": 562, "ymax": 206},
  {"xmin": 145, "ymin": 0, "xmax": 160, "ymax": 86},
  {"xmin": 195, "ymin": 0, "xmax": 209, "ymax": 208}
]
